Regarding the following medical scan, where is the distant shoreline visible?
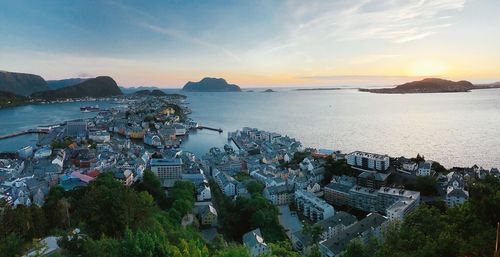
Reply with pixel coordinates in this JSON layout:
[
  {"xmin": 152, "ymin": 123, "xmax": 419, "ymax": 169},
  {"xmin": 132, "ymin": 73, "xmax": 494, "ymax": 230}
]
[{"xmin": 294, "ymin": 87, "xmax": 355, "ymax": 91}]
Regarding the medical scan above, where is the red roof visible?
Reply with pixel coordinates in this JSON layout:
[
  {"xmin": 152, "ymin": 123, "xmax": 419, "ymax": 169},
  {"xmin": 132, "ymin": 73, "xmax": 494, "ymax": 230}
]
[
  {"xmin": 87, "ymin": 170, "xmax": 100, "ymax": 178},
  {"xmin": 70, "ymin": 171, "xmax": 94, "ymax": 183}
]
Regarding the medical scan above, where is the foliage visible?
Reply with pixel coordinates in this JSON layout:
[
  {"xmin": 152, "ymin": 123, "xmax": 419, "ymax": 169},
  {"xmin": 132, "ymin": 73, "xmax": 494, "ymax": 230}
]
[
  {"xmin": 374, "ymin": 177, "xmax": 499, "ymax": 257},
  {"xmin": 210, "ymin": 179, "xmax": 286, "ymax": 243},
  {"xmin": 135, "ymin": 169, "xmax": 169, "ymax": 208},
  {"xmin": 431, "ymin": 161, "xmax": 448, "ymax": 174},
  {"xmin": 404, "ymin": 176, "xmax": 439, "ymax": 196},
  {"xmin": 322, "ymin": 158, "xmax": 358, "ymax": 184}
]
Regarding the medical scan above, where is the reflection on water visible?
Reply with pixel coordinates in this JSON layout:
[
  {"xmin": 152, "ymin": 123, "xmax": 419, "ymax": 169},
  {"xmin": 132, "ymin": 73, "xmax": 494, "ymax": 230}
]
[{"xmin": 1, "ymin": 89, "xmax": 500, "ymax": 168}]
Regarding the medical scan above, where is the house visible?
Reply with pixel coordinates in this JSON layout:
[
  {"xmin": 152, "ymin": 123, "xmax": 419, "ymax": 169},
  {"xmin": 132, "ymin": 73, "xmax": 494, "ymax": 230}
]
[
  {"xmin": 416, "ymin": 161, "xmax": 433, "ymax": 176},
  {"xmin": 197, "ymin": 184, "xmax": 212, "ymax": 201},
  {"xmin": 199, "ymin": 204, "xmax": 218, "ymax": 227},
  {"xmin": 242, "ymin": 228, "xmax": 269, "ymax": 257}
]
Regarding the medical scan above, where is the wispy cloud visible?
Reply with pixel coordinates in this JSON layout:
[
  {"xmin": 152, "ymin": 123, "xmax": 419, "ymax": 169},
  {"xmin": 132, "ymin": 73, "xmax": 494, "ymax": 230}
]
[{"xmin": 285, "ymin": 0, "xmax": 466, "ymax": 43}]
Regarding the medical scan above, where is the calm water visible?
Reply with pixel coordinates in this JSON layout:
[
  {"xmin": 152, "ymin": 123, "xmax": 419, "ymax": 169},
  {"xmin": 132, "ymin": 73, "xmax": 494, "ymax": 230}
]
[{"xmin": 1, "ymin": 89, "xmax": 499, "ymax": 169}]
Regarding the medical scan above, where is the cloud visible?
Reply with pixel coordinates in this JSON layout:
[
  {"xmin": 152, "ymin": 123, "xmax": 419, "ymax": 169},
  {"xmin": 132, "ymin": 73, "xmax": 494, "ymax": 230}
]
[
  {"xmin": 76, "ymin": 72, "xmax": 93, "ymax": 78},
  {"xmin": 138, "ymin": 22, "xmax": 241, "ymax": 62},
  {"xmin": 284, "ymin": 0, "xmax": 466, "ymax": 43}
]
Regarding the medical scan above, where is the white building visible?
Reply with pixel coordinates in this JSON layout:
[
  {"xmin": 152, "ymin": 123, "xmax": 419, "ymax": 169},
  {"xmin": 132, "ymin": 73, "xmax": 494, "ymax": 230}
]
[
  {"xmin": 346, "ymin": 151, "xmax": 390, "ymax": 171},
  {"xmin": 295, "ymin": 190, "xmax": 335, "ymax": 222}
]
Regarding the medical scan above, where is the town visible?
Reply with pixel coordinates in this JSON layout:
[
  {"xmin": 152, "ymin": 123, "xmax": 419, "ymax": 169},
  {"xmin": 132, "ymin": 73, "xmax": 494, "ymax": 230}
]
[{"xmin": 0, "ymin": 95, "xmax": 499, "ymax": 257}]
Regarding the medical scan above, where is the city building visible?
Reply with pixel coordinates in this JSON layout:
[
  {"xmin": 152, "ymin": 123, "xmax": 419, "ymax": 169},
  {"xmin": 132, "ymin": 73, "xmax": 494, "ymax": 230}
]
[
  {"xmin": 292, "ymin": 211, "xmax": 357, "ymax": 254},
  {"xmin": 150, "ymin": 158, "xmax": 183, "ymax": 187},
  {"xmin": 214, "ymin": 170, "xmax": 237, "ymax": 197},
  {"xmin": 295, "ymin": 190, "xmax": 335, "ymax": 222},
  {"xmin": 319, "ymin": 213, "xmax": 388, "ymax": 257},
  {"xmin": 324, "ymin": 176, "xmax": 356, "ymax": 206},
  {"xmin": 243, "ymin": 228, "xmax": 269, "ymax": 257},
  {"xmin": 66, "ymin": 119, "xmax": 88, "ymax": 138},
  {"xmin": 263, "ymin": 184, "xmax": 294, "ymax": 205},
  {"xmin": 357, "ymin": 171, "xmax": 389, "ymax": 189},
  {"xmin": 346, "ymin": 151, "xmax": 390, "ymax": 171}
]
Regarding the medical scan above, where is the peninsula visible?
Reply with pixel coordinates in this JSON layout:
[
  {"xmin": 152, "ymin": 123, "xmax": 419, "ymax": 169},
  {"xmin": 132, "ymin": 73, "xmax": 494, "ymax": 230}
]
[{"xmin": 182, "ymin": 77, "xmax": 241, "ymax": 92}]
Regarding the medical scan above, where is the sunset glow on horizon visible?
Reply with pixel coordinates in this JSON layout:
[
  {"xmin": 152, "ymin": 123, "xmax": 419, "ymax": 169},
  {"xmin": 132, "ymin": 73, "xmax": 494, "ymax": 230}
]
[{"xmin": 1, "ymin": 0, "xmax": 500, "ymax": 87}]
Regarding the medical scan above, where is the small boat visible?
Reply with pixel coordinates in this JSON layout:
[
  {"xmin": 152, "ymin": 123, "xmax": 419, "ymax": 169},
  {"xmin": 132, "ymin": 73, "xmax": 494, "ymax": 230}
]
[{"xmin": 80, "ymin": 105, "xmax": 100, "ymax": 112}]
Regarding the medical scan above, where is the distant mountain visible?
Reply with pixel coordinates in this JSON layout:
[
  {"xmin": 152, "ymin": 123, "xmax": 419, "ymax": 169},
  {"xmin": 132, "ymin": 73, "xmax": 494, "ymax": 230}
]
[
  {"xmin": 47, "ymin": 78, "xmax": 89, "ymax": 89},
  {"xmin": 0, "ymin": 90, "xmax": 27, "ymax": 108},
  {"xmin": 132, "ymin": 89, "xmax": 166, "ymax": 96},
  {"xmin": 120, "ymin": 86, "xmax": 162, "ymax": 94},
  {"xmin": 31, "ymin": 76, "xmax": 122, "ymax": 100},
  {"xmin": 0, "ymin": 71, "xmax": 50, "ymax": 96},
  {"xmin": 360, "ymin": 78, "xmax": 476, "ymax": 94},
  {"xmin": 131, "ymin": 89, "xmax": 186, "ymax": 99},
  {"xmin": 182, "ymin": 77, "xmax": 241, "ymax": 92}
]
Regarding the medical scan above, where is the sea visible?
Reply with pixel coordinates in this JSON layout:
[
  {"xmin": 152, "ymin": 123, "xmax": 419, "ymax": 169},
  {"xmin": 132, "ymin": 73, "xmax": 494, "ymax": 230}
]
[{"xmin": 1, "ymin": 88, "xmax": 499, "ymax": 169}]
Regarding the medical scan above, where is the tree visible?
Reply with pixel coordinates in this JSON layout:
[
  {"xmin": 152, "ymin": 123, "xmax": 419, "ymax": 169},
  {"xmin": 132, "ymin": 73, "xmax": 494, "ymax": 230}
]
[
  {"xmin": 342, "ymin": 240, "xmax": 369, "ymax": 257},
  {"xmin": 302, "ymin": 223, "xmax": 323, "ymax": 244},
  {"xmin": 0, "ymin": 234, "xmax": 24, "ymax": 257}
]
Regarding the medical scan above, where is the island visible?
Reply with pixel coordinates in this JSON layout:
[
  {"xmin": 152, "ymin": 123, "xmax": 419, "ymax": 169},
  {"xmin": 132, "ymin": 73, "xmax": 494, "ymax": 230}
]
[
  {"xmin": 263, "ymin": 89, "xmax": 276, "ymax": 93},
  {"xmin": 360, "ymin": 78, "xmax": 500, "ymax": 94},
  {"xmin": 182, "ymin": 77, "xmax": 241, "ymax": 92}
]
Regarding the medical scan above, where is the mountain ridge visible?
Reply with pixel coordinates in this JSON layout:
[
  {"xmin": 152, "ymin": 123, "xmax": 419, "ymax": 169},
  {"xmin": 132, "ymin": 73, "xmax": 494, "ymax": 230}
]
[{"xmin": 0, "ymin": 71, "xmax": 50, "ymax": 96}]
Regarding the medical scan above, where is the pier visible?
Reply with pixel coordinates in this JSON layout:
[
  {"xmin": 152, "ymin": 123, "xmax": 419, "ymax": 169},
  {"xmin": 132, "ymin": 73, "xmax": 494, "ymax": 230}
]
[
  {"xmin": 196, "ymin": 125, "xmax": 223, "ymax": 133},
  {"xmin": 0, "ymin": 129, "xmax": 50, "ymax": 140}
]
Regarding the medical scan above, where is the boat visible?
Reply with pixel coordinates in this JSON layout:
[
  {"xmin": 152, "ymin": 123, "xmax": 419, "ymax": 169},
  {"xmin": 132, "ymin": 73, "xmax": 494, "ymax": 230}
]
[{"xmin": 80, "ymin": 105, "xmax": 100, "ymax": 112}]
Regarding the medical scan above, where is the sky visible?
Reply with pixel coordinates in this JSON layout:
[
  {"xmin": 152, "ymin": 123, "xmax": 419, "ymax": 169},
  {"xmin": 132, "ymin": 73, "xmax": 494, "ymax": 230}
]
[{"xmin": 1, "ymin": 0, "xmax": 500, "ymax": 88}]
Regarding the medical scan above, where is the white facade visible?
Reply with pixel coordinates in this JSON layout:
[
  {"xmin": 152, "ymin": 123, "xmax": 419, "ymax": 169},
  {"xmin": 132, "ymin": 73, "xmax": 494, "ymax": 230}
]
[
  {"xmin": 416, "ymin": 161, "xmax": 433, "ymax": 176},
  {"xmin": 346, "ymin": 151, "xmax": 390, "ymax": 171}
]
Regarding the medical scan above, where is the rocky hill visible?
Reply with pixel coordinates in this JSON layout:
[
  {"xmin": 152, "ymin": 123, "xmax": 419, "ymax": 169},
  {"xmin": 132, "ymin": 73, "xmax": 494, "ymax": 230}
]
[
  {"xmin": 47, "ymin": 78, "xmax": 89, "ymax": 89},
  {"xmin": 360, "ymin": 78, "xmax": 476, "ymax": 94},
  {"xmin": 0, "ymin": 71, "xmax": 50, "ymax": 96},
  {"xmin": 31, "ymin": 76, "xmax": 122, "ymax": 100},
  {"xmin": 182, "ymin": 77, "xmax": 241, "ymax": 92}
]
